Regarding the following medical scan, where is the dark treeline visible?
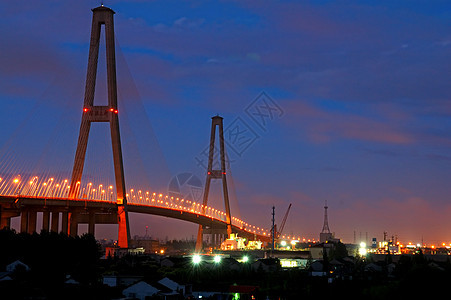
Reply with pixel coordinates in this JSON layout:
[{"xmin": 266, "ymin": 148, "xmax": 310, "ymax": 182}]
[
  {"xmin": 0, "ymin": 228, "xmax": 101, "ymax": 283},
  {"xmin": 2, "ymin": 228, "xmax": 451, "ymax": 299},
  {"xmin": 0, "ymin": 228, "xmax": 118, "ymax": 299}
]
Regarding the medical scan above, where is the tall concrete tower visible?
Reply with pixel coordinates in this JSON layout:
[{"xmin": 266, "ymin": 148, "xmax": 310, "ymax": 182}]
[
  {"xmin": 68, "ymin": 5, "xmax": 131, "ymax": 248},
  {"xmin": 320, "ymin": 200, "xmax": 333, "ymax": 243},
  {"xmin": 195, "ymin": 116, "xmax": 232, "ymax": 252}
]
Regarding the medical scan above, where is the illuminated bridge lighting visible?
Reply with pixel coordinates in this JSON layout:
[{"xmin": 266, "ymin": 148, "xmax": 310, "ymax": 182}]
[{"xmin": 0, "ymin": 174, "xmax": 283, "ymax": 238}]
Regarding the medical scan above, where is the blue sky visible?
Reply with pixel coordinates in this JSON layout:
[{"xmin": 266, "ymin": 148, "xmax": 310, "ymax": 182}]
[{"xmin": 0, "ymin": 0, "xmax": 450, "ymax": 244}]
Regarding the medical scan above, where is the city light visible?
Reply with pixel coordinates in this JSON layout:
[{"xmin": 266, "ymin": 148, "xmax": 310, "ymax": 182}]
[
  {"xmin": 242, "ymin": 256, "xmax": 249, "ymax": 263},
  {"xmin": 192, "ymin": 255, "xmax": 201, "ymax": 264},
  {"xmin": 214, "ymin": 255, "xmax": 221, "ymax": 264},
  {"xmin": 359, "ymin": 242, "xmax": 367, "ymax": 256}
]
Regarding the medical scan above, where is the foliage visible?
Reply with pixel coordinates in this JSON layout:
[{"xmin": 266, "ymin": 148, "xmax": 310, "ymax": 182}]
[{"xmin": 0, "ymin": 228, "xmax": 111, "ymax": 299}]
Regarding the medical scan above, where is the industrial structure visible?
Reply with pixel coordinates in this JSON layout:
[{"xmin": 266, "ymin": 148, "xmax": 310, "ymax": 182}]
[{"xmin": 320, "ymin": 200, "xmax": 335, "ymax": 243}]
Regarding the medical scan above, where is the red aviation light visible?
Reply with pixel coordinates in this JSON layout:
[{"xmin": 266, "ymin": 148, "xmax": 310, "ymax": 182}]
[
  {"xmin": 83, "ymin": 108, "xmax": 88, "ymax": 112},
  {"xmin": 110, "ymin": 108, "xmax": 114, "ymax": 112},
  {"xmin": 114, "ymin": 110, "xmax": 118, "ymax": 114}
]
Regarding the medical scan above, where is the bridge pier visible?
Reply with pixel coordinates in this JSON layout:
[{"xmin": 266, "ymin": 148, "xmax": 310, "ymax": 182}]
[
  {"xmin": 51, "ymin": 211, "xmax": 59, "ymax": 232},
  {"xmin": 0, "ymin": 208, "xmax": 16, "ymax": 229},
  {"xmin": 69, "ymin": 212, "xmax": 78, "ymax": 237},
  {"xmin": 19, "ymin": 210, "xmax": 38, "ymax": 234},
  {"xmin": 88, "ymin": 211, "xmax": 95, "ymax": 235},
  {"xmin": 42, "ymin": 210, "xmax": 50, "ymax": 232},
  {"xmin": 20, "ymin": 211, "xmax": 28, "ymax": 233},
  {"xmin": 203, "ymin": 228, "xmax": 228, "ymax": 248},
  {"xmin": 214, "ymin": 233, "xmax": 227, "ymax": 246},
  {"xmin": 0, "ymin": 215, "xmax": 10, "ymax": 229},
  {"xmin": 61, "ymin": 211, "xmax": 68, "ymax": 234},
  {"xmin": 0, "ymin": 198, "xmax": 133, "ymax": 240},
  {"xmin": 27, "ymin": 211, "xmax": 37, "ymax": 234}
]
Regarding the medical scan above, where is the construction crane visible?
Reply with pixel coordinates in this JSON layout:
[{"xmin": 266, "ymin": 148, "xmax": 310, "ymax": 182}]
[
  {"xmin": 275, "ymin": 203, "xmax": 292, "ymax": 240},
  {"xmin": 270, "ymin": 203, "xmax": 293, "ymax": 254}
]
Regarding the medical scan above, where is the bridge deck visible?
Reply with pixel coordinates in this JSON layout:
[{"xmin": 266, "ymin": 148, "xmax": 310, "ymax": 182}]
[{"xmin": 0, "ymin": 195, "xmax": 270, "ymax": 242}]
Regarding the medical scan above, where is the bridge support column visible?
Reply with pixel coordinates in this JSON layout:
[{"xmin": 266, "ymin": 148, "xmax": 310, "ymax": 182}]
[
  {"xmin": 27, "ymin": 211, "xmax": 37, "ymax": 234},
  {"xmin": 20, "ymin": 211, "xmax": 28, "ymax": 233},
  {"xmin": 61, "ymin": 211, "xmax": 68, "ymax": 234},
  {"xmin": 68, "ymin": 5, "xmax": 130, "ymax": 248},
  {"xmin": 69, "ymin": 212, "xmax": 78, "ymax": 237},
  {"xmin": 117, "ymin": 206, "xmax": 129, "ymax": 247},
  {"xmin": 195, "ymin": 116, "xmax": 233, "ymax": 253},
  {"xmin": 42, "ymin": 211, "xmax": 50, "ymax": 232},
  {"xmin": 0, "ymin": 216, "xmax": 10, "ymax": 229},
  {"xmin": 51, "ymin": 212, "xmax": 59, "ymax": 233},
  {"xmin": 88, "ymin": 212, "xmax": 95, "ymax": 235},
  {"xmin": 0, "ymin": 209, "xmax": 11, "ymax": 229}
]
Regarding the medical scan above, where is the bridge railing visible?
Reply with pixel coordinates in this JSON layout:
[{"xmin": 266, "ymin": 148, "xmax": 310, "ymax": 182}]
[
  {"xmin": 125, "ymin": 191, "xmax": 270, "ymax": 237},
  {"xmin": 0, "ymin": 175, "xmax": 117, "ymax": 201},
  {"xmin": 0, "ymin": 174, "xmax": 271, "ymax": 237}
]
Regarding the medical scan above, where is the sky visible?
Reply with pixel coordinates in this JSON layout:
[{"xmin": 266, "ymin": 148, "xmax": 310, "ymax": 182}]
[{"xmin": 0, "ymin": 0, "xmax": 450, "ymax": 245}]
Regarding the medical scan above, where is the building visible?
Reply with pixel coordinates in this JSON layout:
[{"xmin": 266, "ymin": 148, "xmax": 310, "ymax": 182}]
[
  {"xmin": 131, "ymin": 237, "xmax": 161, "ymax": 254},
  {"xmin": 103, "ymin": 275, "xmax": 144, "ymax": 287},
  {"xmin": 6, "ymin": 260, "xmax": 30, "ymax": 273},
  {"xmin": 122, "ymin": 281, "xmax": 160, "ymax": 300}
]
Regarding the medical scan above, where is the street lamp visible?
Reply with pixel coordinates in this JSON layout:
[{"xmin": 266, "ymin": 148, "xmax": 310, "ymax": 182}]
[
  {"xmin": 192, "ymin": 255, "xmax": 201, "ymax": 264},
  {"xmin": 13, "ymin": 176, "xmax": 21, "ymax": 195},
  {"xmin": 359, "ymin": 242, "xmax": 367, "ymax": 256},
  {"xmin": 214, "ymin": 255, "xmax": 221, "ymax": 264}
]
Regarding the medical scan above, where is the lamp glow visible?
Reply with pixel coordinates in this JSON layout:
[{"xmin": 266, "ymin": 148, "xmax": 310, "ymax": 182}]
[{"xmin": 192, "ymin": 255, "xmax": 201, "ymax": 264}]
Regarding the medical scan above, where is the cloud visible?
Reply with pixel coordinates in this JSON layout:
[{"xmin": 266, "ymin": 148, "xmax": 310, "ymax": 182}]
[{"xmin": 283, "ymin": 100, "xmax": 414, "ymax": 144}]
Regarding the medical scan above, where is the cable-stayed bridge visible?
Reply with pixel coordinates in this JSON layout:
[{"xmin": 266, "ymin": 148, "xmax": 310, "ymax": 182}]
[{"xmin": 0, "ymin": 5, "xmax": 276, "ymax": 251}]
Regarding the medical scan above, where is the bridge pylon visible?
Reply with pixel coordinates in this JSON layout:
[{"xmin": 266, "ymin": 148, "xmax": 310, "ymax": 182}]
[
  {"xmin": 68, "ymin": 5, "xmax": 131, "ymax": 248},
  {"xmin": 195, "ymin": 116, "xmax": 232, "ymax": 252}
]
